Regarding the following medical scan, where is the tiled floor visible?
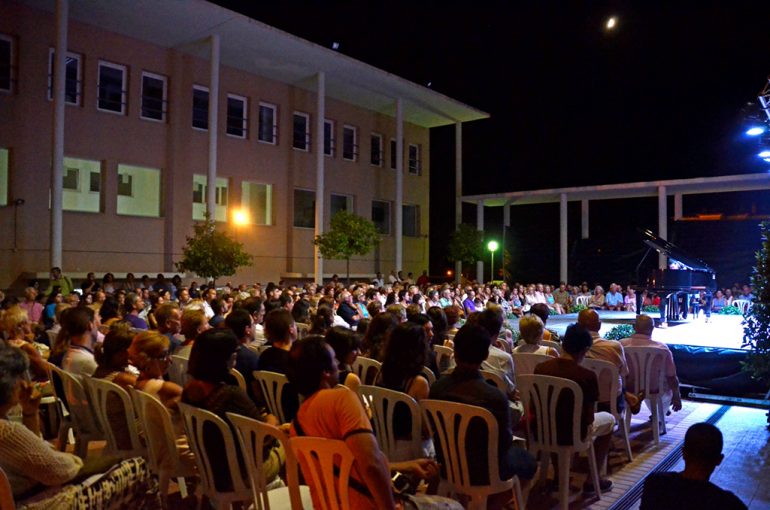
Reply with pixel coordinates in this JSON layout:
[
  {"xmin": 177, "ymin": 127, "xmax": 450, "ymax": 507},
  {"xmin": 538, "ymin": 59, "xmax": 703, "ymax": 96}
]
[{"xmin": 526, "ymin": 401, "xmax": 770, "ymax": 510}]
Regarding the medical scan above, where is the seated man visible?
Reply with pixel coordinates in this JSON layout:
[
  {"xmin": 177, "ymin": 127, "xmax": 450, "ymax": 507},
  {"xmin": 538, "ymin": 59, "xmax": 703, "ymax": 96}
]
[
  {"xmin": 535, "ymin": 324, "xmax": 616, "ymax": 495},
  {"xmin": 430, "ymin": 324, "xmax": 537, "ymax": 505},
  {"xmin": 605, "ymin": 284, "xmax": 624, "ymax": 311},
  {"xmin": 620, "ymin": 315, "xmax": 683, "ymax": 414},
  {"xmin": 287, "ymin": 336, "xmax": 461, "ymax": 510},
  {"xmin": 640, "ymin": 422, "xmax": 747, "ymax": 510}
]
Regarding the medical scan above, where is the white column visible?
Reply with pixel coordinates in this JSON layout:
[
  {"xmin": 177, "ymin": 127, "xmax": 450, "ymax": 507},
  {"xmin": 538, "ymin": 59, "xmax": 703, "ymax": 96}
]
[
  {"xmin": 395, "ymin": 98, "xmax": 404, "ymax": 272},
  {"xmin": 50, "ymin": 0, "xmax": 68, "ymax": 269},
  {"xmin": 314, "ymin": 72, "xmax": 326, "ymax": 285},
  {"xmin": 502, "ymin": 202, "xmax": 510, "ymax": 281},
  {"xmin": 476, "ymin": 201, "xmax": 484, "ymax": 282},
  {"xmin": 674, "ymin": 193, "xmax": 682, "ymax": 220},
  {"xmin": 206, "ymin": 34, "xmax": 220, "ymax": 219},
  {"xmin": 658, "ymin": 185, "xmax": 668, "ymax": 269},
  {"xmin": 581, "ymin": 199, "xmax": 589, "ymax": 239},
  {"xmin": 560, "ymin": 193, "xmax": 568, "ymax": 283},
  {"xmin": 455, "ymin": 121, "xmax": 462, "ymax": 282}
]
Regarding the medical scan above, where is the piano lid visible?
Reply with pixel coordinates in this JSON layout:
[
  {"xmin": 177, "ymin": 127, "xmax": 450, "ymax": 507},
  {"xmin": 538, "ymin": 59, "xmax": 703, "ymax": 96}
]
[{"xmin": 640, "ymin": 229, "xmax": 715, "ymax": 272}]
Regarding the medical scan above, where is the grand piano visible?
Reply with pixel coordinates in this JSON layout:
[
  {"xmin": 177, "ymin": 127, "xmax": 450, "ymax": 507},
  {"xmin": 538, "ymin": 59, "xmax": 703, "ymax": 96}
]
[{"xmin": 638, "ymin": 229, "xmax": 717, "ymax": 322}]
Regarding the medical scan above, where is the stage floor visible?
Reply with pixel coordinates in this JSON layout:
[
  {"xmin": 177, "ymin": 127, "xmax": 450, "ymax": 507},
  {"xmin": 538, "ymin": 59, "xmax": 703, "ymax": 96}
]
[{"xmin": 530, "ymin": 311, "xmax": 747, "ymax": 351}]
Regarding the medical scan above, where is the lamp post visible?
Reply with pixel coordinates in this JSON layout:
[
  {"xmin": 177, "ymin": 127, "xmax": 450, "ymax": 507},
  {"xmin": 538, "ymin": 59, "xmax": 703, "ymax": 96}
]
[{"xmin": 487, "ymin": 240, "xmax": 499, "ymax": 282}]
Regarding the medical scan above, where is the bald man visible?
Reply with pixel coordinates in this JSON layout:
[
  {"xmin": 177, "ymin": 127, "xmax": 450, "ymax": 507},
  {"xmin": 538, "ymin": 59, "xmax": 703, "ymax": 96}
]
[
  {"xmin": 621, "ymin": 315, "xmax": 682, "ymax": 413},
  {"xmin": 577, "ymin": 309, "xmax": 628, "ymax": 380}
]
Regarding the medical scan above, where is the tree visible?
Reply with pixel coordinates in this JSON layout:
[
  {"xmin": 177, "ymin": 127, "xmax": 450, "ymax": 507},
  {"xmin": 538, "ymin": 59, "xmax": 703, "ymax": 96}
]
[
  {"xmin": 175, "ymin": 216, "xmax": 253, "ymax": 286},
  {"xmin": 314, "ymin": 211, "xmax": 380, "ymax": 284},
  {"xmin": 742, "ymin": 221, "xmax": 770, "ymax": 425},
  {"xmin": 447, "ymin": 223, "xmax": 484, "ymax": 277}
]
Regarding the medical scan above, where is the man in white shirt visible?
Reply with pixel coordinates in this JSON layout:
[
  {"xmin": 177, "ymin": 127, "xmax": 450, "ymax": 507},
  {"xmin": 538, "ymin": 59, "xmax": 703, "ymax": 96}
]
[{"xmin": 372, "ymin": 272, "xmax": 384, "ymax": 288}]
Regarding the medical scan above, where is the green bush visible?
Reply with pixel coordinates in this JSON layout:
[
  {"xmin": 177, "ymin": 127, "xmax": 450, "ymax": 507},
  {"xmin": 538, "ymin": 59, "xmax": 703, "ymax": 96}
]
[
  {"xmin": 604, "ymin": 324, "xmax": 635, "ymax": 340},
  {"xmin": 719, "ymin": 305, "xmax": 743, "ymax": 315},
  {"xmin": 642, "ymin": 305, "xmax": 660, "ymax": 313},
  {"xmin": 571, "ymin": 304, "xmax": 588, "ymax": 313}
]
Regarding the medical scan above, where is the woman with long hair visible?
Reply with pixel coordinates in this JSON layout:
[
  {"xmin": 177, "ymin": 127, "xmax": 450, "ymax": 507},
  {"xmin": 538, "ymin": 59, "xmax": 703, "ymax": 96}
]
[
  {"xmin": 324, "ymin": 327, "xmax": 362, "ymax": 392},
  {"xmin": 361, "ymin": 311, "xmax": 398, "ymax": 361}
]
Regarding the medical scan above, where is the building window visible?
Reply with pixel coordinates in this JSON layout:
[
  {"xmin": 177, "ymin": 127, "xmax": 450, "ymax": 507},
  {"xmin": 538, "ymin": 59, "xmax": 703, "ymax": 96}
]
[
  {"xmin": 0, "ymin": 35, "xmax": 15, "ymax": 93},
  {"xmin": 226, "ymin": 94, "xmax": 248, "ymax": 138},
  {"xmin": 330, "ymin": 193, "xmax": 353, "ymax": 220},
  {"xmin": 192, "ymin": 174, "xmax": 228, "ymax": 221},
  {"xmin": 117, "ymin": 164, "xmax": 161, "ymax": 217},
  {"xmin": 403, "ymin": 204, "xmax": 420, "ymax": 237},
  {"xmin": 192, "ymin": 85, "xmax": 209, "ymax": 130},
  {"xmin": 324, "ymin": 119, "xmax": 335, "ymax": 156},
  {"xmin": 342, "ymin": 125, "xmax": 358, "ymax": 161},
  {"xmin": 258, "ymin": 102, "xmax": 277, "ymax": 144},
  {"xmin": 62, "ymin": 157, "xmax": 101, "ymax": 213},
  {"xmin": 97, "ymin": 60, "xmax": 127, "ymax": 114},
  {"xmin": 140, "ymin": 71, "xmax": 167, "ymax": 122},
  {"xmin": 293, "ymin": 112, "xmax": 310, "ymax": 151},
  {"xmin": 293, "ymin": 189, "xmax": 315, "ymax": 228},
  {"xmin": 47, "ymin": 49, "xmax": 81, "ymax": 105},
  {"xmin": 0, "ymin": 148, "xmax": 7, "ymax": 206},
  {"xmin": 241, "ymin": 182, "xmax": 272, "ymax": 226},
  {"xmin": 390, "ymin": 138, "xmax": 398, "ymax": 170},
  {"xmin": 371, "ymin": 200, "xmax": 391, "ymax": 235},
  {"xmin": 370, "ymin": 133, "xmax": 383, "ymax": 166},
  {"xmin": 408, "ymin": 143, "xmax": 421, "ymax": 175}
]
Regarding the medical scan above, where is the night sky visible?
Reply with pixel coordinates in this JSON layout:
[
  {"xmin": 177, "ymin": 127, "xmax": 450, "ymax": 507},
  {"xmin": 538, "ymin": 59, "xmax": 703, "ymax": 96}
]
[{"xmin": 217, "ymin": 1, "xmax": 770, "ymax": 285}]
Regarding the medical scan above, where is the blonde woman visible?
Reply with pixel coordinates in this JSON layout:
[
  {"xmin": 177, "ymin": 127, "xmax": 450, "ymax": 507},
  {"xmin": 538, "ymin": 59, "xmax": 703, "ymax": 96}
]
[
  {"xmin": 513, "ymin": 315, "xmax": 558, "ymax": 357},
  {"xmin": 589, "ymin": 285, "xmax": 606, "ymax": 310},
  {"xmin": 2, "ymin": 306, "xmax": 48, "ymax": 380}
]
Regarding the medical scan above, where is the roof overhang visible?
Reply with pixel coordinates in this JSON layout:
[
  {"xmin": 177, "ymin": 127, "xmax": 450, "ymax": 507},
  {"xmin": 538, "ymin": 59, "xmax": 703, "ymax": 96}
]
[
  {"xmin": 463, "ymin": 173, "xmax": 770, "ymax": 207},
  {"xmin": 16, "ymin": 0, "xmax": 489, "ymax": 128}
]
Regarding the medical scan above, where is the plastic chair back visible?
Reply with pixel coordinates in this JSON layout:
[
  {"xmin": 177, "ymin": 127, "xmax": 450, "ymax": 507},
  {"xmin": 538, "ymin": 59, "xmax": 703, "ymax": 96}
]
[
  {"xmin": 732, "ymin": 299, "xmax": 751, "ymax": 314},
  {"xmin": 246, "ymin": 344, "xmax": 271, "ymax": 356},
  {"xmin": 82, "ymin": 377, "xmax": 145, "ymax": 459},
  {"xmin": 540, "ymin": 340, "xmax": 561, "ymax": 355},
  {"xmin": 421, "ymin": 366, "xmax": 436, "ymax": 386},
  {"xmin": 420, "ymin": 399, "xmax": 519, "ymax": 510},
  {"xmin": 351, "ymin": 357, "xmax": 381, "ymax": 385},
  {"xmin": 289, "ymin": 436, "xmax": 356, "ymax": 510},
  {"xmin": 623, "ymin": 346, "xmax": 667, "ymax": 396},
  {"xmin": 230, "ymin": 368, "xmax": 247, "ymax": 392},
  {"xmin": 131, "ymin": 389, "xmax": 183, "ymax": 474},
  {"xmin": 169, "ymin": 355, "xmax": 190, "ymax": 387},
  {"xmin": 479, "ymin": 370, "xmax": 507, "ymax": 393},
  {"xmin": 47, "ymin": 364, "xmax": 102, "ymax": 457},
  {"xmin": 511, "ymin": 353, "xmax": 551, "ymax": 385},
  {"xmin": 433, "ymin": 345, "xmax": 455, "ymax": 373},
  {"xmin": 178, "ymin": 403, "xmax": 251, "ymax": 510},
  {"xmin": 253, "ymin": 370, "xmax": 291, "ymax": 423},
  {"xmin": 358, "ymin": 385, "xmax": 421, "ymax": 462},
  {"xmin": 226, "ymin": 413, "xmax": 311, "ymax": 510},
  {"xmin": 581, "ymin": 358, "xmax": 633, "ymax": 461},
  {"xmin": 576, "ymin": 295, "xmax": 591, "ymax": 307}
]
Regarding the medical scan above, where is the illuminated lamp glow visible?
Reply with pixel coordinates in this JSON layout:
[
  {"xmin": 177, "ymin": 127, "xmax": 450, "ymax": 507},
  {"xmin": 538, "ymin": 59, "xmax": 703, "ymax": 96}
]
[
  {"xmin": 746, "ymin": 126, "xmax": 766, "ymax": 136},
  {"xmin": 759, "ymin": 150, "xmax": 770, "ymax": 158}
]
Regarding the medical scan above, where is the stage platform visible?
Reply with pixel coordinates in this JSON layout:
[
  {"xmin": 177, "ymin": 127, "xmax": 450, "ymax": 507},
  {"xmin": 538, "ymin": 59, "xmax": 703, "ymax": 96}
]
[{"xmin": 509, "ymin": 311, "xmax": 762, "ymax": 395}]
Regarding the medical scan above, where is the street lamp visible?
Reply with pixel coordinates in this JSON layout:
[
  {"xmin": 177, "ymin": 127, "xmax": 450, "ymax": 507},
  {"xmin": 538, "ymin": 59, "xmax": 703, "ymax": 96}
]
[
  {"xmin": 487, "ymin": 240, "xmax": 499, "ymax": 282},
  {"xmin": 232, "ymin": 209, "xmax": 249, "ymax": 241}
]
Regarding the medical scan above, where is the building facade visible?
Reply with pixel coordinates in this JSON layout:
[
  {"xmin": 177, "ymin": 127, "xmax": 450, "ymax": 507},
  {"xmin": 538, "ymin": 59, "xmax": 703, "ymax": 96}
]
[{"xmin": 0, "ymin": 0, "xmax": 487, "ymax": 288}]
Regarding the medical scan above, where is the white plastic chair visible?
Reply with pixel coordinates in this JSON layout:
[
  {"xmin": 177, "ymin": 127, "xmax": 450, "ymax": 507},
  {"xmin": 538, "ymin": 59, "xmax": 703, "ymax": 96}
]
[
  {"xmin": 732, "ymin": 299, "xmax": 751, "ymax": 314},
  {"xmin": 511, "ymin": 352, "xmax": 552, "ymax": 387},
  {"xmin": 581, "ymin": 358, "xmax": 633, "ymax": 462},
  {"xmin": 479, "ymin": 370, "xmax": 508, "ymax": 393},
  {"xmin": 517, "ymin": 374, "xmax": 602, "ymax": 510},
  {"xmin": 169, "ymin": 354, "xmax": 190, "ymax": 387},
  {"xmin": 47, "ymin": 364, "xmax": 103, "ymax": 458},
  {"xmin": 246, "ymin": 344, "xmax": 271, "ymax": 356},
  {"xmin": 289, "ymin": 436, "xmax": 357, "ymax": 510},
  {"xmin": 230, "ymin": 368, "xmax": 247, "ymax": 392},
  {"xmin": 44, "ymin": 362, "xmax": 74, "ymax": 450},
  {"xmin": 253, "ymin": 370, "xmax": 292, "ymax": 424},
  {"xmin": 358, "ymin": 385, "xmax": 422, "ymax": 462},
  {"xmin": 351, "ymin": 356, "xmax": 382, "ymax": 385},
  {"xmin": 421, "ymin": 366, "xmax": 437, "ymax": 386},
  {"xmin": 420, "ymin": 399, "xmax": 524, "ymax": 510},
  {"xmin": 226, "ymin": 413, "xmax": 312, "ymax": 510},
  {"xmin": 82, "ymin": 377, "xmax": 145, "ymax": 459},
  {"xmin": 131, "ymin": 389, "xmax": 196, "ymax": 506},
  {"xmin": 623, "ymin": 346, "xmax": 668, "ymax": 445},
  {"xmin": 576, "ymin": 295, "xmax": 591, "ymax": 307},
  {"xmin": 0, "ymin": 466, "xmax": 14, "ymax": 510},
  {"xmin": 178, "ymin": 403, "xmax": 252, "ymax": 510},
  {"xmin": 433, "ymin": 344, "xmax": 455, "ymax": 373},
  {"xmin": 540, "ymin": 340, "xmax": 562, "ymax": 355}
]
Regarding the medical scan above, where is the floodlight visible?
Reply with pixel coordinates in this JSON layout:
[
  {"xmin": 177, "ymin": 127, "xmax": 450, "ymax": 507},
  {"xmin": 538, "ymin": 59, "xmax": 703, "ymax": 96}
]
[
  {"xmin": 746, "ymin": 126, "xmax": 766, "ymax": 136},
  {"xmin": 759, "ymin": 150, "xmax": 770, "ymax": 158}
]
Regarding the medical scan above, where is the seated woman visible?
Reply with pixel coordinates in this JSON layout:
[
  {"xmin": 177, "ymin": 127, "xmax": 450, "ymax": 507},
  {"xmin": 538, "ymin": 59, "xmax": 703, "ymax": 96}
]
[
  {"xmin": 93, "ymin": 323, "xmax": 137, "ymax": 388},
  {"xmin": 625, "ymin": 287, "xmax": 638, "ymax": 313},
  {"xmin": 308, "ymin": 305, "xmax": 333, "ymax": 336},
  {"xmin": 324, "ymin": 327, "xmax": 362, "ymax": 392},
  {"xmin": 712, "ymin": 290, "xmax": 726, "ymax": 312},
  {"xmin": 182, "ymin": 329, "xmax": 284, "ymax": 491},
  {"xmin": 2, "ymin": 306, "xmax": 48, "ymax": 381},
  {"xmin": 589, "ymin": 285, "xmax": 606, "ymax": 309},
  {"xmin": 174, "ymin": 308, "xmax": 209, "ymax": 358},
  {"xmin": 513, "ymin": 315, "xmax": 558, "ymax": 357},
  {"xmin": 0, "ymin": 347, "xmax": 149, "ymax": 509},
  {"xmin": 544, "ymin": 284, "xmax": 564, "ymax": 315},
  {"xmin": 361, "ymin": 311, "xmax": 398, "ymax": 361}
]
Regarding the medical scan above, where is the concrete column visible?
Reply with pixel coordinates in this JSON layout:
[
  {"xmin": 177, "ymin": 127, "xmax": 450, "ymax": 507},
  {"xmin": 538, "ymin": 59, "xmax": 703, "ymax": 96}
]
[
  {"xmin": 560, "ymin": 193, "xmax": 568, "ymax": 283},
  {"xmin": 476, "ymin": 200, "xmax": 484, "ymax": 282},
  {"xmin": 314, "ymin": 72, "xmax": 326, "ymax": 285},
  {"xmin": 50, "ymin": 0, "xmax": 68, "ymax": 269},
  {"xmin": 674, "ymin": 193, "xmax": 682, "ymax": 220},
  {"xmin": 206, "ymin": 34, "xmax": 220, "ymax": 218},
  {"xmin": 581, "ymin": 199, "xmax": 589, "ymax": 239},
  {"xmin": 502, "ymin": 202, "xmax": 510, "ymax": 281},
  {"xmin": 455, "ymin": 121, "xmax": 462, "ymax": 282},
  {"xmin": 658, "ymin": 185, "xmax": 668, "ymax": 269},
  {"xmin": 395, "ymin": 98, "xmax": 404, "ymax": 272}
]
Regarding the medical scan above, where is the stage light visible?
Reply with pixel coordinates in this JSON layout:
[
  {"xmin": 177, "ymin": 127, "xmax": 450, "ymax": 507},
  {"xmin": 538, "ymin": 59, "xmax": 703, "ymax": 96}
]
[
  {"xmin": 764, "ymin": 158, "xmax": 770, "ymax": 163},
  {"xmin": 746, "ymin": 126, "xmax": 766, "ymax": 136},
  {"xmin": 232, "ymin": 209, "xmax": 249, "ymax": 226},
  {"xmin": 606, "ymin": 16, "xmax": 617, "ymax": 30},
  {"xmin": 759, "ymin": 150, "xmax": 770, "ymax": 158},
  {"xmin": 331, "ymin": 42, "xmax": 340, "ymax": 50}
]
